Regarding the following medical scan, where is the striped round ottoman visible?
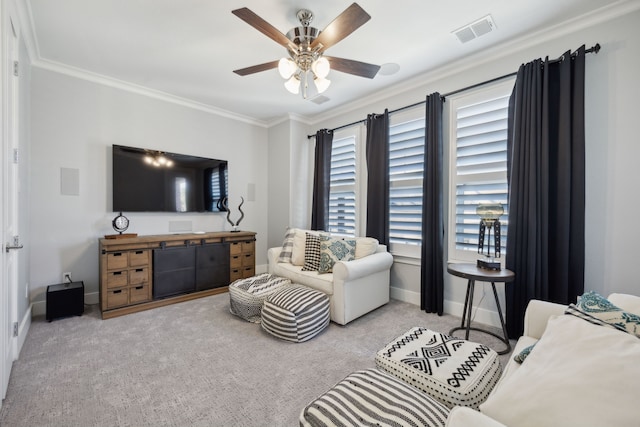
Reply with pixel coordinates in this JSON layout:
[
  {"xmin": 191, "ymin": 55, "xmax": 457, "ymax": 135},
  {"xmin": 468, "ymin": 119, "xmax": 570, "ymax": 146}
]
[
  {"xmin": 300, "ymin": 368, "xmax": 450, "ymax": 427},
  {"xmin": 229, "ymin": 273, "xmax": 291, "ymax": 323},
  {"xmin": 261, "ymin": 285, "xmax": 330, "ymax": 342},
  {"xmin": 375, "ymin": 327, "xmax": 502, "ymax": 410}
]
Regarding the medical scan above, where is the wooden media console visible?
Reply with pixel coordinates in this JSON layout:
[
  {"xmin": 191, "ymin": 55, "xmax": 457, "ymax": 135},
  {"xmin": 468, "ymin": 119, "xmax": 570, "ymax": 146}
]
[{"xmin": 98, "ymin": 231, "xmax": 256, "ymax": 319}]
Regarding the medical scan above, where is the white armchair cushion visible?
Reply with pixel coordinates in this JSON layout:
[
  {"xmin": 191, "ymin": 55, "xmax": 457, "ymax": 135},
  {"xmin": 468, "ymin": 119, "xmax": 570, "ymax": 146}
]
[
  {"xmin": 355, "ymin": 237, "xmax": 379, "ymax": 258},
  {"xmin": 480, "ymin": 314, "xmax": 640, "ymax": 427},
  {"xmin": 291, "ymin": 229, "xmax": 309, "ymax": 266}
]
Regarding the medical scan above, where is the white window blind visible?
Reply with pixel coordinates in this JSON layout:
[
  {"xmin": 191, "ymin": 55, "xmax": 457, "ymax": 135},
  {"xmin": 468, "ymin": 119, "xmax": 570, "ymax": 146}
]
[
  {"xmin": 389, "ymin": 117, "xmax": 425, "ymax": 245},
  {"xmin": 328, "ymin": 135, "xmax": 357, "ymax": 236},
  {"xmin": 453, "ymin": 92, "xmax": 510, "ymax": 256}
]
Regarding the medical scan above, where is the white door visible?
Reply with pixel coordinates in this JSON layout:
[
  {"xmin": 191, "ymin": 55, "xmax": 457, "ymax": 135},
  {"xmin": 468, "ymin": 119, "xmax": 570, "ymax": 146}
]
[{"xmin": 1, "ymin": 12, "xmax": 21, "ymax": 401}]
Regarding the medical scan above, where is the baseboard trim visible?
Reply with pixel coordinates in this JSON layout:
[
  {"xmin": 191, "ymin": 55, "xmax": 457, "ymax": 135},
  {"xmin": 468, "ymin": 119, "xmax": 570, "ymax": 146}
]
[
  {"xmin": 444, "ymin": 300, "xmax": 502, "ymax": 329},
  {"xmin": 15, "ymin": 306, "xmax": 32, "ymax": 359},
  {"xmin": 390, "ymin": 285, "xmax": 501, "ymax": 329},
  {"xmin": 256, "ymin": 263, "xmax": 268, "ymax": 275}
]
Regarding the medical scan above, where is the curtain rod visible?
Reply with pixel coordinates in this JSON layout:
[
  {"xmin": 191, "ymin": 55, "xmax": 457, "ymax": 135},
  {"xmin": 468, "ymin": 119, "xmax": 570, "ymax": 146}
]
[{"xmin": 307, "ymin": 43, "xmax": 600, "ymax": 139}]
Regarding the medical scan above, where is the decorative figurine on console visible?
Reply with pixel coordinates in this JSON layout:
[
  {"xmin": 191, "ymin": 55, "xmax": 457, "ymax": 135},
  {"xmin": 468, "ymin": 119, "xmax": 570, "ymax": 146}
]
[
  {"xmin": 222, "ymin": 197, "xmax": 245, "ymax": 232},
  {"xmin": 476, "ymin": 203, "xmax": 503, "ymax": 270}
]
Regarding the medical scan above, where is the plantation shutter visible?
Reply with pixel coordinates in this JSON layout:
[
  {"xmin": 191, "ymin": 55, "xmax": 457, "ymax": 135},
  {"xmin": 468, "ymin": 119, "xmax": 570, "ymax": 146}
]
[
  {"xmin": 454, "ymin": 95, "xmax": 509, "ymax": 253},
  {"xmin": 328, "ymin": 135, "xmax": 356, "ymax": 236},
  {"xmin": 389, "ymin": 118, "xmax": 425, "ymax": 245}
]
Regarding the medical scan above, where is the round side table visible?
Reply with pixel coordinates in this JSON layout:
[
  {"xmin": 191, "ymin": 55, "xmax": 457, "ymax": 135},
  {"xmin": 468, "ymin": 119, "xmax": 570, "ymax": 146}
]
[{"xmin": 447, "ymin": 263, "xmax": 515, "ymax": 355}]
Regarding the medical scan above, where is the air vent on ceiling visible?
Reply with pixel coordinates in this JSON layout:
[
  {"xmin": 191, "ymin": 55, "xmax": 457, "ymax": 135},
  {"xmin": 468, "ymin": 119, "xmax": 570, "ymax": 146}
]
[
  {"xmin": 453, "ymin": 15, "xmax": 496, "ymax": 44},
  {"xmin": 310, "ymin": 95, "xmax": 330, "ymax": 105}
]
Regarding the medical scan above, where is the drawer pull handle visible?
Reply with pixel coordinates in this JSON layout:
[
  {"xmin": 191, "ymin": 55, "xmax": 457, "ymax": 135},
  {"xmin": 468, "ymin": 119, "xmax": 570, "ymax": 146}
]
[
  {"xmin": 113, "ymin": 272, "xmax": 122, "ymax": 276},
  {"xmin": 113, "ymin": 253, "xmax": 123, "ymax": 257},
  {"xmin": 135, "ymin": 286, "xmax": 143, "ymax": 290},
  {"xmin": 135, "ymin": 250, "xmax": 143, "ymax": 255},
  {"xmin": 113, "ymin": 290, "xmax": 122, "ymax": 294},
  {"xmin": 135, "ymin": 268, "xmax": 143, "ymax": 272}
]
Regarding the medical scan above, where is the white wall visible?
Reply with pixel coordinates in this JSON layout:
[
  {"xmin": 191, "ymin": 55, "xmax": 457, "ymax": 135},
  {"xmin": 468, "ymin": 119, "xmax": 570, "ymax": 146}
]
[
  {"xmin": 266, "ymin": 117, "xmax": 312, "ymax": 249},
  {"xmin": 267, "ymin": 121, "xmax": 291, "ymax": 249},
  {"xmin": 307, "ymin": 9, "xmax": 640, "ymax": 325},
  {"xmin": 29, "ymin": 68, "xmax": 269, "ymax": 309}
]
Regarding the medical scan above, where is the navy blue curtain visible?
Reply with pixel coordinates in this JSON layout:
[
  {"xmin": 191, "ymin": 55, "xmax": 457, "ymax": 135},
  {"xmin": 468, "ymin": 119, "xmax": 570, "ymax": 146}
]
[
  {"xmin": 420, "ymin": 93, "xmax": 444, "ymax": 314},
  {"xmin": 311, "ymin": 129, "xmax": 334, "ymax": 230},
  {"xmin": 365, "ymin": 110, "xmax": 390, "ymax": 245},
  {"xmin": 506, "ymin": 46, "xmax": 586, "ymax": 337}
]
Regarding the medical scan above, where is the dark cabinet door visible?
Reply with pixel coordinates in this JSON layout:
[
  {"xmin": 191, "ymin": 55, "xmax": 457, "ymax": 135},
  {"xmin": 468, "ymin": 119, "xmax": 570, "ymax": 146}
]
[
  {"xmin": 153, "ymin": 246, "xmax": 196, "ymax": 299},
  {"xmin": 195, "ymin": 243, "xmax": 230, "ymax": 291}
]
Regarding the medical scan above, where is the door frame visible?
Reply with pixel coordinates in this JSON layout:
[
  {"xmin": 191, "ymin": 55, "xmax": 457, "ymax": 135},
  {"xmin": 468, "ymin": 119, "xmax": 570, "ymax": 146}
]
[{"xmin": 1, "ymin": 0, "xmax": 21, "ymax": 402}]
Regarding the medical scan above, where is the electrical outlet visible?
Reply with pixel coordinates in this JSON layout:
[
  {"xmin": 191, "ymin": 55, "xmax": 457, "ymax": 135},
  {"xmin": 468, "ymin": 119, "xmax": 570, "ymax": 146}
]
[{"xmin": 63, "ymin": 272, "xmax": 72, "ymax": 283}]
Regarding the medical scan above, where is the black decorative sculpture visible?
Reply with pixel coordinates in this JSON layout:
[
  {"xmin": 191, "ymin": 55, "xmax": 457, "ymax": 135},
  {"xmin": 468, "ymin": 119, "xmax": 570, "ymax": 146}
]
[{"xmin": 222, "ymin": 197, "xmax": 244, "ymax": 232}]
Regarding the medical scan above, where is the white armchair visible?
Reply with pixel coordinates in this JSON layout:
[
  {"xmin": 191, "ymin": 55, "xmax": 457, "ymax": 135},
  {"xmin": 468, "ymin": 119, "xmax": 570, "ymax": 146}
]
[{"xmin": 267, "ymin": 245, "xmax": 393, "ymax": 325}]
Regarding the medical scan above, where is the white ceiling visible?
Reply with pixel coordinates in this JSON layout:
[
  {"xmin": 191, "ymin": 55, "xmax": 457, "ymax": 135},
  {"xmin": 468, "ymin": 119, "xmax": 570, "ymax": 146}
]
[{"xmin": 23, "ymin": 0, "xmax": 623, "ymax": 124}]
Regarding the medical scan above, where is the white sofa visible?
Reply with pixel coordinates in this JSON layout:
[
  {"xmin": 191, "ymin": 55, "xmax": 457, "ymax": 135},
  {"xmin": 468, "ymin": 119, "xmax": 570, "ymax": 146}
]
[
  {"xmin": 301, "ymin": 292, "xmax": 640, "ymax": 426},
  {"xmin": 446, "ymin": 292, "xmax": 640, "ymax": 427},
  {"xmin": 267, "ymin": 243, "xmax": 393, "ymax": 325}
]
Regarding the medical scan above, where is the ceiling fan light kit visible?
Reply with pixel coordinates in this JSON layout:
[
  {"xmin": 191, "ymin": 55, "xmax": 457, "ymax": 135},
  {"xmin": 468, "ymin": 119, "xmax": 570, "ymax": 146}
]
[{"xmin": 232, "ymin": 3, "xmax": 380, "ymax": 99}]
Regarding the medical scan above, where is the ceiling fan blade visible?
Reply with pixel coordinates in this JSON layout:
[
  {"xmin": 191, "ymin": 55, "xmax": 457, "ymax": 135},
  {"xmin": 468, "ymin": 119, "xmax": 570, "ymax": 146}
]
[
  {"xmin": 232, "ymin": 8, "xmax": 293, "ymax": 50},
  {"xmin": 310, "ymin": 3, "xmax": 371, "ymax": 52},
  {"xmin": 233, "ymin": 60, "xmax": 279, "ymax": 76},
  {"xmin": 325, "ymin": 56, "xmax": 380, "ymax": 79}
]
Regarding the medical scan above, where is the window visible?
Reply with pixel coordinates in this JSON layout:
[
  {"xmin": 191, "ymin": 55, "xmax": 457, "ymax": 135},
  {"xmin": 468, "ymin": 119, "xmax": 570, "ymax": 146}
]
[
  {"xmin": 389, "ymin": 113, "xmax": 425, "ymax": 248},
  {"xmin": 448, "ymin": 79, "xmax": 514, "ymax": 262},
  {"xmin": 327, "ymin": 132, "xmax": 358, "ymax": 236}
]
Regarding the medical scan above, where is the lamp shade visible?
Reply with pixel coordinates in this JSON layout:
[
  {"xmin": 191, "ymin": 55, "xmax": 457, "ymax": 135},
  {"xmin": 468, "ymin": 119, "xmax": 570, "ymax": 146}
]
[
  {"xmin": 278, "ymin": 58, "xmax": 297, "ymax": 79},
  {"xmin": 314, "ymin": 77, "xmax": 331, "ymax": 93},
  {"xmin": 476, "ymin": 203, "xmax": 504, "ymax": 220},
  {"xmin": 284, "ymin": 75, "xmax": 300, "ymax": 94},
  {"xmin": 312, "ymin": 57, "xmax": 330, "ymax": 78}
]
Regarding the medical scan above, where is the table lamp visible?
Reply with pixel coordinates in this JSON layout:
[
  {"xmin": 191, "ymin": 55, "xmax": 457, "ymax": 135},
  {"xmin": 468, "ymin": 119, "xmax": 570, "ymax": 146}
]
[{"xmin": 476, "ymin": 203, "xmax": 503, "ymax": 270}]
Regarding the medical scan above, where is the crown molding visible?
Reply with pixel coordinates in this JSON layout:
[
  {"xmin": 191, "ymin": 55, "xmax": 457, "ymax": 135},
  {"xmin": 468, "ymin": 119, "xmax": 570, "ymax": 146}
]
[
  {"xmin": 308, "ymin": 0, "xmax": 640, "ymax": 126},
  {"xmin": 32, "ymin": 57, "xmax": 269, "ymax": 127},
  {"xmin": 15, "ymin": 0, "xmax": 640, "ymax": 129}
]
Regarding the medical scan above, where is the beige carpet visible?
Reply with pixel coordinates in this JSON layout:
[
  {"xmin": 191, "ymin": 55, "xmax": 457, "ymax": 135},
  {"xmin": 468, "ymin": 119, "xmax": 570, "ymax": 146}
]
[{"xmin": 0, "ymin": 294, "xmax": 514, "ymax": 427}]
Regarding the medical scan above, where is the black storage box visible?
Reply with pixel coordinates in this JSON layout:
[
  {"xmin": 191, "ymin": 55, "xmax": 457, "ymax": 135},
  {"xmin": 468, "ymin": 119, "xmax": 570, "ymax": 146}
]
[{"xmin": 46, "ymin": 281, "xmax": 84, "ymax": 322}]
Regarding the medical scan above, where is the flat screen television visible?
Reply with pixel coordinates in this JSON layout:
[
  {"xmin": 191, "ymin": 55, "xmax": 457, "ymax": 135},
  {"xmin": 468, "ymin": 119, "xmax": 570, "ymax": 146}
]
[{"xmin": 112, "ymin": 144, "xmax": 228, "ymax": 213}]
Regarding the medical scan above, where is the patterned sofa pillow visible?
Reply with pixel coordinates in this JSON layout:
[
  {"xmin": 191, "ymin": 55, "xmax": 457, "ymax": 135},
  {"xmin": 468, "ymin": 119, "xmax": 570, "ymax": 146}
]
[
  {"xmin": 565, "ymin": 291, "xmax": 640, "ymax": 337},
  {"xmin": 302, "ymin": 232, "xmax": 322, "ymax": 271},
  {"xmin": 277, "ymin": 227, "xmax": 296, "ymax": 263},
  {"xmin": 318, "ymin": 236, "xmax": 356, "ymax": 274}
]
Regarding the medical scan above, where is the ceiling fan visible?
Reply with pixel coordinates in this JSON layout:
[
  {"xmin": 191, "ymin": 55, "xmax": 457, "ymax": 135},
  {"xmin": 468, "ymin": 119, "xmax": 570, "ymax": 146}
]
[{"xmin": 232, "ymin": 3, "xmax": 380, "ymax": 98}]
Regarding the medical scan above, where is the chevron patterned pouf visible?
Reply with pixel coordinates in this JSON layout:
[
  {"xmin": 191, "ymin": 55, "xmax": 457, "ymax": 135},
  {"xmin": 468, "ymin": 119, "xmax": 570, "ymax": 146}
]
[
  {"xmin": 375, "ymin": 327, "xmax": 502, "ymax": 409},
  {"xmin": 261, "ymin": 285, "xmax": 330, "ymax": 343},
  {"xmin": 300, "ymin": 368, "xmax": 450, "ymax": 427},
  {"xmin": 229, "ymin": 273, "xmax": 292, "ymax": 323}
]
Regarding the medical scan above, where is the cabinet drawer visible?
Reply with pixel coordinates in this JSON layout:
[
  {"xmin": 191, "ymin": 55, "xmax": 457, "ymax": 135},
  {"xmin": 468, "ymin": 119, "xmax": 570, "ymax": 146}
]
[
  {"xmin": 230, "ymin": 255, "xmax": 242, "ymax": 268},
  {"xmin": 129, "ymin": 250, "xmax": 149, "ymax": 267},
  {"xmin": 230, "ymin": 269, "xmax": 242, "ymax": 282},
  {"xmin": 242, "ymin": 266, "xmax": 255, "ymax": 278},
  {"xmin": 229, "ymin": 241, "xmax": 242, "ymax": 255},
  {"xmin": 106, "ymin": 288, "xmax": 128, "ymax": 309},
  {"xmin": 241, "ymin": 240, "xmax": 255, "ymax": 253},
  {"xmin": 129, "ymin": 267, "xmax": 149, "ymax": 285},
  {"xmin": 242, "ymin": 253, "xmax": 255, "ymax": 267},
  {"xmin": 129, "ymin": 283, "xmax": 151, "ymax": 304},
  {"xmin": 106, "ymin": 252, "xmax": 128, "ymax": 270},
  {"xmin": 106, "ymin": 270, "xmax": 128, "ymax": 289}
]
